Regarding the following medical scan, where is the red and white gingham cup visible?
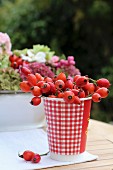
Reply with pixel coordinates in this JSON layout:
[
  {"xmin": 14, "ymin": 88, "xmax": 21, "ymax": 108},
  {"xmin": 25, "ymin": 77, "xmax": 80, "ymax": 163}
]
[{"xmin": 43, "ymin": 97, "xmax": 92, "ymax": 161}]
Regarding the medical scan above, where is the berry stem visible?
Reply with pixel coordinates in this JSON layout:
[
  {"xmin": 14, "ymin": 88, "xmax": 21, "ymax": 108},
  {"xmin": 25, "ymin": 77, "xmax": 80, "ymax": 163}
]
[
  {"xmin": 18, "ymin": 152, "xmax": 23, "ymax": 158},
  {"xmin": 89, "ymin": 78, "xmax": 97, "ymax": 84},
  {"xmin": 40, "ymin": 151, "xmax": 49, "ymax": 156}
]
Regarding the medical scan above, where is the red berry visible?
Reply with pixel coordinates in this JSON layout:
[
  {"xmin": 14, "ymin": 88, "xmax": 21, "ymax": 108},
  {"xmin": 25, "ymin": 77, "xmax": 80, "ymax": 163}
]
[
  {"xmin": 20, "ymin": 67, "xmax": 31, "ymax": 76},
  {"xmin": 19, "ymin": 150, "xmax": 35, "ymax": 161},
  {"xmin": 92, "ymin": 93, "xmax": 101, "ymax": 102},
  {"xmin": 71, "ymin": 89, "xmax": 79, "ymax": 96},
  {"xmin": 27, "ymin": 74, "xmax": 37, "ymax": 86},
  {"xmin": 48, "ymin": 82, "xmax": 56, "ymax": 94},
  {"xmin": 35, "ymin": 73, "xmax": 43, "ymax": 82},
  {"xmin": 55, "ymin": 80, "xmax": 65, "ymax": 90},
  {"xmin": 16, "ymin": 57, "xmax": 23, "ymax": 66},
  {"xmin": 20, "ymin": 81, "xmax": 31, "ymax": 92},
  {"xmin": 78, "ymin": 90, "xmax": 85, "ymax": 98},
  {"xmin": 36, "ymin": 80, "xmax": 45, "ymax": 88},
  {"xmin": 65, "ymin": 79, "xmax": 73, "ymax": 89},
  {"xmin": 52, "ymin": 75, "xmax": 58, "ymax": 82},
  {"xmin": 44, "ymin": 77, "xmax": 53, "ymax": 83},
  {"xmin": 73, "ymin": 96, "xmax": 81, "ymax": 104},
  {"xmin": 76, "ymin": 76, "xmax": 88, "ymax": 87},
  {"xmin": 85, "ymin": 82, "xmax": 96, "ymax": 94},
  {"xmin": 48, "ymin": 95, "xmax": 56, "ymax": 98},
  {"xmin": 30, "ymin": 86, "xmax": 41, "ymax": 96},
  {"xmin": 41, "ymin": 83, "xmax": 50, "ymax": 93},
  {"xmin": 11, "ymin": 61, "xmax": 19, "ymax": 69},
  {"xmin": 73, "ymin": 75, "xmax": 81, "ymax": 82},
  {"xmin": 63, "ymin": 91, "xmax": 75, "ymax": 103},
  {"xmin": 96, "ymin": 78, "xmax": 111, "ymax": 88},
  {"xmin": 30, "ymin": 97, "xmax": 41, "ymax": 106},
  {"xmin": 96, "ymin": 87, "xmax": 109, "ymax": 98},
  {"xmin": 56, "ymin": 72, "xmax": 67, "ymax": 82},
  {"xmin": 32, "ymin": 154, "xmax": 41, "ymax": 163},
  {"xmin": 58, "ymin": 92, "xmax": 64, "ymax": 98},
  {"xmin": 9, "ymin": 54, "xmax": 18, "ymax": 62}
]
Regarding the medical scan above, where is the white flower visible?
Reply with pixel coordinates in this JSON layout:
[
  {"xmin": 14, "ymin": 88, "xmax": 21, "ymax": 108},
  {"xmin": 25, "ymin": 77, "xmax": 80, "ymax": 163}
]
[
  {"xmin": 20, "ymin": 51, "xmax": 46, "ymax": 63},
  {"xmin": 27, "ymin": 50, "xmax": 34, "ymax": 58},
  {"xmin": 20, "ymin": 54, "xmax": 32, "ymax": 62},
  {"xmin": 34, "ymin": 52, "xmax": 46, "ymax": 63}
]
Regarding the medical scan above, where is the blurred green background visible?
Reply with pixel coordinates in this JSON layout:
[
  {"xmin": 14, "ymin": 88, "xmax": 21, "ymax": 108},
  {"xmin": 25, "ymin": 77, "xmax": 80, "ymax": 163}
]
[{"xmin": 0, "ymin": 0, "xmax": 113, "ymax": 123}]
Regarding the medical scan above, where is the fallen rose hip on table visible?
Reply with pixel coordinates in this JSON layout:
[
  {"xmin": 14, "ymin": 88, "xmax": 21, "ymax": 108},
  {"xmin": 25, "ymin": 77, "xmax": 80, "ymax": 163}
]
[{"xmin": 18, "ymin": 150, "xmax": 41, "ymax": 163}]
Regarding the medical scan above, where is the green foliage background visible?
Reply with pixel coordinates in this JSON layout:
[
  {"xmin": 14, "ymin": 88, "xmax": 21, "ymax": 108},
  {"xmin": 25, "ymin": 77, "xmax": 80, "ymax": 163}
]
[{"xmin": 0, "ymin": 0, "xmax": 113, "ymax": 122}]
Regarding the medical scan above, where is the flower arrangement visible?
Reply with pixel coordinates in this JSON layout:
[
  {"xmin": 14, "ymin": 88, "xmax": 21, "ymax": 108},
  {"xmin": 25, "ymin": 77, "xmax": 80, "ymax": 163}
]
[
  {"xmin": 19, "ymin": 68, "xmax": 110, "ymax": 105},
  {"xmin": 0, "ymin": 32, "xmax": 80, "ymax": 91}
]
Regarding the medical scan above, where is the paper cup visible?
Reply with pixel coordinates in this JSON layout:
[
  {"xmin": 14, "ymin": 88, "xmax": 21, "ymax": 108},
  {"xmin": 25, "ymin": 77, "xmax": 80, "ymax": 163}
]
[{"xmin": 43, "ymin": 97, "xmax": 92, "ymax": 162}]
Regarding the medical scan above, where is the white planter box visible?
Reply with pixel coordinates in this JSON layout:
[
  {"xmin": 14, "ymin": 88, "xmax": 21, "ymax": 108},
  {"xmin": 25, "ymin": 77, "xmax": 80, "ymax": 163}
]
[{"xmin": 0, "ymin": 91, "xmax": 46, "ymax": 131}]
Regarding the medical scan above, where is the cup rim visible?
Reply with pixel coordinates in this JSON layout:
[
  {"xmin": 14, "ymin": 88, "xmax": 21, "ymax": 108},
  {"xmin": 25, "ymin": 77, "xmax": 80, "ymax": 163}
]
[{"xmin": 43, "ymin": 96, "xmax": 92, "ymax": 101}]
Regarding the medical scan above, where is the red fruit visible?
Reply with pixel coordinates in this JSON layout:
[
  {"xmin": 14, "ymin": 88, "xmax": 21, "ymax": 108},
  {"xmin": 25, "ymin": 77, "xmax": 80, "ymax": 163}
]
[
  {"xmin": 96, "ymin": 78, "xmax": 111, "ymax": 88},
  {"xmin": 16, "ymin": 57, "xmax": 23, "ymax": 66},
  {"xmin": 9, "ymin": 54, "xmax": 18, "ymax": 62},
  {"xmin": 20, "ymin": 81, "xmax": 31, "ymax": 92},
  {"xmin": 65, "ymin": 79, "xmax": 73, "ymax": 89},
  {"xmin": 71, "ymin": 89, "xmax": 79, "ymax": 96},
  {"xmin": 35, "ymin": 73, "xmax": 43, "ymax": 82},
  {"xmin": 11, "ymin": 61, "xmax": 19, "ymax": 69},
  {"xmin": 78, "ymin": 90, "xmax": 85, "ymax": 98},
  {"xmin": 32, "ymin": 154, "xmax": 41, "ymax": 163},
  {"xmin": 85, "ymin": 83, "xmax": 96, "ymax": 94},
  {"xmin": 27, "ymin": 74, "xmax": 37, "ymax": 86},
  {"xmin": 30, "ymin": 86, "xmax": 41, "ymax": 96},
  {"xmin": 48, "ymin": 95, "xmax": 56, "ymax": 98},
  {"xmin": 20, "ymin": 67, "xmax": 31, "ymax": 76},
  {"xmin": 36, "ymin": 81, "xmax": 45, "ymax": 88},
  {"xmin": 73, "ymin": 96, "xmax": 81, "ymax": 104},
  {"xmin": 92, "ymin": 93, "xmax": 101, "ymax": 102},
  {"xmin": 56, "ymin": 72, "xmax": 67, "ymax": 82},
  {"xmin": 30, "ymin": 97, "xmax": 41, "ymax": 106},
  {"xmin": 19, "ymin": 150, "xmax": 35, "ymax": 161},
  {"xmin": 96, "ymin": 87, "xmax": 109, "ymax": 98},
  {"xmin": 55, "ymin": 80, "xmax": 65, "ymax": 90},
  {"xmin": 76, "ymin": 76, "xmax": 88, "ymax": 87},
  {"xmin": 58, "ymin": 92, "xmax": 64, "ymax": 98},
  {"xmin": 63, "ymin": 91, "xmax": 75, "ymax": 104},
  {"xmin": 44, "ymin": 77, "xmax": 53, "ymax": 83},
  {"xmin": 41, "ymin": 83, "xmax": 50, "ymax": 93},
  {"xmin": 48, "ymin": 82, "xmax": 56, "ymax": 94},
  {"xmin": 73, "ymin": 75, "xmax": 81, "ymax": 82},
  {"xmin": 52, "ymin": 75, "xmax": 58, "ymax": 82}
]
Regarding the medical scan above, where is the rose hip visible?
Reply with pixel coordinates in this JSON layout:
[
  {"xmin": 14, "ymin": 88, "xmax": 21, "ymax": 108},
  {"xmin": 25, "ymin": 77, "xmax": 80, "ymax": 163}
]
[
  {"xmin": 76, "ymin": 76, "xmax": 88, "ymax": 87},
  {"xmin": 32, "ymin": 154, "xmax": 41, "ymax": 163},
  {"xmin": 96, "ymin": 87, "xmax": 109, "ymax": 98},
  {"xmin": 63, "ymin": 91, "xmax": 75, "ymax": 104},
  {"xmin": 92, "ymin": 93, "xmax": 101, "ymax": 103},
  {"xmin": 96, "ymin": 78, "xmax": 111, "ymax": 88},
  {"xmin": 19, "ymin": 150, "xmax": 35, "ymax": 161}
]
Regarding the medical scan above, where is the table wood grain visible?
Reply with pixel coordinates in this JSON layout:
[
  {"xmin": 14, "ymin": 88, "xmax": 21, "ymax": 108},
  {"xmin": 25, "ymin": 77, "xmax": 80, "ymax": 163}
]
[{"xmin": 39, "ymin": 119, "xmax": 113, "ymax": 170}]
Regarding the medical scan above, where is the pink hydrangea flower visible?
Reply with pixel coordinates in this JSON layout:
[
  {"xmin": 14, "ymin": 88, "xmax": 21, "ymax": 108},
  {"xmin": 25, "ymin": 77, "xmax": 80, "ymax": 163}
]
[
  {"xmin": 51, "ymin": 56, "xmax": 59, "ymax": 63},
  {"xmin": 0, "ymin": 32, "xmax": 12, "ymax": 55}
]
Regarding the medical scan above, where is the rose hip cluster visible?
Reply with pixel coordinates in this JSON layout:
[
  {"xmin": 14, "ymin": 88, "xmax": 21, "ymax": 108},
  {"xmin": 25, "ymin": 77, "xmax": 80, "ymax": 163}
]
[
  {"xmin": 20, "ymin": 67, "xmax": 111, "ymax": 106},
  {"xmin": 9, "ymin": 54, "xmax": 28, "ymax": 69}
]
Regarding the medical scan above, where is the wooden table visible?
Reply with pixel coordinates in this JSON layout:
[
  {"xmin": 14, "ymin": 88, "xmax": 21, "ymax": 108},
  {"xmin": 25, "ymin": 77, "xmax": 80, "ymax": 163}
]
[{"xmin": 42, "ymin": 119, "xmax": 113, "ymax": 170}]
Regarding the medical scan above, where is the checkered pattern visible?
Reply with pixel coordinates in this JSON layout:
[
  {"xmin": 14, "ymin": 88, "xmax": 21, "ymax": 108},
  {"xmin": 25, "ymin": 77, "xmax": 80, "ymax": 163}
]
[{"xmin": 44, "ymin": 98, "xmax": 84, "ymax": 155}]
